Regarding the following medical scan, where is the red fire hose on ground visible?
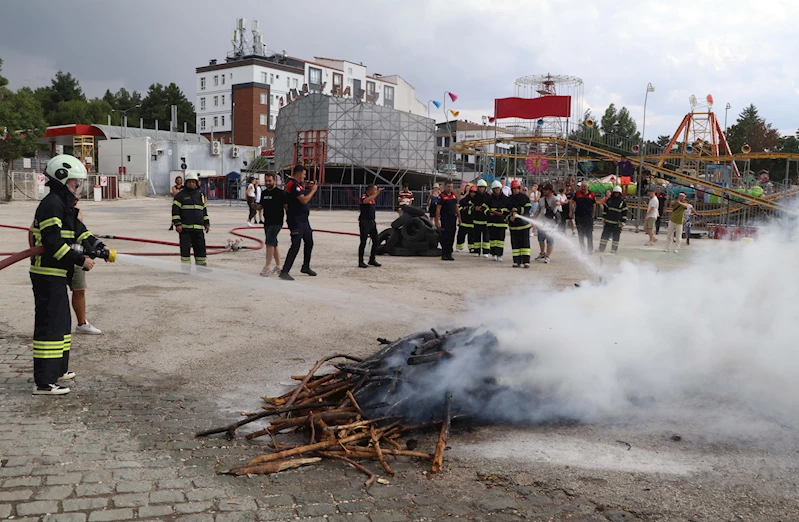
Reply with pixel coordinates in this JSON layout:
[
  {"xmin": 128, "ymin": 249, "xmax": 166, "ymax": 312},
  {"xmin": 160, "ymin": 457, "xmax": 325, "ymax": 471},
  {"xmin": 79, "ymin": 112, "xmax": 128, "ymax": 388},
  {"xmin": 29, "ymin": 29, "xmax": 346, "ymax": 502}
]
[{"xmin": 0, "ymin": 223, "xmax": 360, "ymax": 271}]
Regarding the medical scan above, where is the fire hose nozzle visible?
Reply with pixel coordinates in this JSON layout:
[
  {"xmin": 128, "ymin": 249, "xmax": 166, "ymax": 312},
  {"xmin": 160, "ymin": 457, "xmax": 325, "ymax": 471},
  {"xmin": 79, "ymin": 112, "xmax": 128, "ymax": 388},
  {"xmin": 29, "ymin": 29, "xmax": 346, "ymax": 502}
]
[{"xmin": 70, "ymin": 244, "xmax": 117, "ymax": 262}]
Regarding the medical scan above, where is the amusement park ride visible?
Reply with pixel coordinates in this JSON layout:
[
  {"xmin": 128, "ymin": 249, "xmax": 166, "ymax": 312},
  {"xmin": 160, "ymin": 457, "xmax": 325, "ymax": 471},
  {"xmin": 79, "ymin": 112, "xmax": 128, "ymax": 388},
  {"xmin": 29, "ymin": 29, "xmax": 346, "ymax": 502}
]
[{"xmin": 452, "ymin": 76, "xmax": 799, "ymax": 213}]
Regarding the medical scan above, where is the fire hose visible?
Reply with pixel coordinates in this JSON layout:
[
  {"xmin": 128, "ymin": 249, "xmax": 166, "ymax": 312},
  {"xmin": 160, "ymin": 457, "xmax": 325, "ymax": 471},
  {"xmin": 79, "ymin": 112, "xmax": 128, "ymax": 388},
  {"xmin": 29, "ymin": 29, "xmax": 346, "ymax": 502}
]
[{"xmin": 0, "ymin": 223, "xmax": 360, "ymax": 271}]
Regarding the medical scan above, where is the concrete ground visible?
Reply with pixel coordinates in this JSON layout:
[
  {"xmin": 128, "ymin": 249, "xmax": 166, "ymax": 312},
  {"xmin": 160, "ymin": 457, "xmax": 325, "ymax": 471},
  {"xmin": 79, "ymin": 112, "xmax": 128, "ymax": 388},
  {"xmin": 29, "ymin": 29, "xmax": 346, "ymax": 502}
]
[{"xmin": 1, "ymin": 197, "xmax": 797, "ymax": 521}]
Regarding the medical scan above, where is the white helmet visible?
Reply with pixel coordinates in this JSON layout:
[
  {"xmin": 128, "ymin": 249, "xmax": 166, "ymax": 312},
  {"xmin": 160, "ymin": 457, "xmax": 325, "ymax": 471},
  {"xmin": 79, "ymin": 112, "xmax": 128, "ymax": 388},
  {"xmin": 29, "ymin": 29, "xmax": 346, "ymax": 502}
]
[
  {"xmin": 477, "ymin": 179, "xmax": 488, "ymax": 188},
  {"xmin": 491, "ymin": 180, "xmax": 502, "ymax": 189},
  {"xmin": 45, "ymin": 154, "xmax": 87, "ymax": 185},
  {"xmin": 184, "ymin": 172, "xmax": 199, "ymax": 182}
]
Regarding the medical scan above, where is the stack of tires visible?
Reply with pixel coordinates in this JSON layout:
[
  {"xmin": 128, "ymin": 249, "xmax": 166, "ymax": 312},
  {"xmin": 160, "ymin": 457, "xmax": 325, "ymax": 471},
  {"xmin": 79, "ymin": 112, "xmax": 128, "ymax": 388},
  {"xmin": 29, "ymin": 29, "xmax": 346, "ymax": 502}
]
[{"xmin": 375, "ymin": 206, "xmax": 441, "ymax": 257}]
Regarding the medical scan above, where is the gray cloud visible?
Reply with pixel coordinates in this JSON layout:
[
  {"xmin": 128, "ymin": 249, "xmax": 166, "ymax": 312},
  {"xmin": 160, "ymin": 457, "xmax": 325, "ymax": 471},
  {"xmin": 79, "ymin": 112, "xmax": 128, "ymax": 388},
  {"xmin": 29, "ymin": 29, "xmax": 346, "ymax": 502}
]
[{"xmin": 0, "ymin": 0, "xmax": 796, "ymax": 137}]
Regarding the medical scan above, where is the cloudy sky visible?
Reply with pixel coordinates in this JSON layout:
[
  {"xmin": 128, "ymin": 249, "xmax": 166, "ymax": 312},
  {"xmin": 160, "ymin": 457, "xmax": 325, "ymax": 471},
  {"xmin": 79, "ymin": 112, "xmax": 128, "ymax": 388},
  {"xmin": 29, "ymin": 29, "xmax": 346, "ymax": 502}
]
[{"xmin": 1, "ymin": 0, "xmax": 797, "ymax": 138}]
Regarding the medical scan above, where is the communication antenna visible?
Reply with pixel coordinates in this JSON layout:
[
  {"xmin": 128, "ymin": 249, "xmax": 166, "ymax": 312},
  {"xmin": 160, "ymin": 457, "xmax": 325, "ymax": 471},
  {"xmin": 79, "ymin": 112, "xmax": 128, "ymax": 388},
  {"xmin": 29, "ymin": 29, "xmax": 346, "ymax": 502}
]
[{"xmin": 251, "ymin": 20, "xmax": 266, "ymax": 56}]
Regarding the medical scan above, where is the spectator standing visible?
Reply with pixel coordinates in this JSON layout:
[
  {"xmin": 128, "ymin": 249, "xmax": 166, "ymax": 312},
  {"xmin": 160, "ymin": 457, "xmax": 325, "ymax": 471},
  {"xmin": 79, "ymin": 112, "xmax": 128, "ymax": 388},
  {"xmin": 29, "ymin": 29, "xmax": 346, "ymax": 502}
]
[
  {"xmin": 398, "ymin": 183, "xmax": 414, "ymax": 211},
  {"xmin": 500, "ymin": 177, "xmax": 511, "ymax": 197},
  {"xmin": 255, "ymin": 179, "xmax": 263, "ymax": 224},
  {"xmin": 598, "ymin": 186, "xmax": 628, "ymax": 254},
  {"xmin": 533, "ymin": 184, "xmax": 559, "ymax": 264},
  {"xmin": 169, "ymin": 176, "xmax": 183, "ymax": 230},
  {"xmin": 617, "ymin": 155, "xmax": 634, "ymax": 190},
  {"xmin": 280, "ymin": 165, "xmax": 318, "ymax": 280},
  {"xmin": 684, "ymin": 200, "xmax": 696, "ymax": 246},
  {"xmin": 655, "ymin": 186, "xmax": 667, "ymax": 234},
  {"xmin": 644, "ymin": 188, "xmax": 659, "ymax": 246},
  {"xmin": 435, "ymin": 181, "xmax": 460, "ymax": 261},
  {"xmin": 529, "ymin": 183, "xmax": 541, "ymax": 218},
  {"xmin": 246, "ymin": 177, "xmax": 257, "ymax": 224},
  {"xmin": 555, "ymin": 187, "xmax": 569, "ymax": 234},
  {"xmin": 256, "ymin": 173, "xmax": 286, "ymax": 276},
  {"xmin": 663, "ymin": 192, "xmax": 689, "ymax": 253},
  {"xmin": 358, "ymin": 184, "xmax": 383, "ymax": 268},
  {"xmin": 427, "ymin": 184, "xmax": 441, "ymax": 218},
  {"xmin": 573, "ymin": 182, "xmax": 596, "ymax": 254}
]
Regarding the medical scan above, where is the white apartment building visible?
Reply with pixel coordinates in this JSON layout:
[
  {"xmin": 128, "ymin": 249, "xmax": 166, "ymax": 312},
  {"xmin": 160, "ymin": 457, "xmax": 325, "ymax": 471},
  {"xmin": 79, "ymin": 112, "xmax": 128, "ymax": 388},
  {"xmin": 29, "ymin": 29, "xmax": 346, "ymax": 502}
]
[{"xmin": 195, "ymin": 21, "xmax": 426, "ymax": 148}]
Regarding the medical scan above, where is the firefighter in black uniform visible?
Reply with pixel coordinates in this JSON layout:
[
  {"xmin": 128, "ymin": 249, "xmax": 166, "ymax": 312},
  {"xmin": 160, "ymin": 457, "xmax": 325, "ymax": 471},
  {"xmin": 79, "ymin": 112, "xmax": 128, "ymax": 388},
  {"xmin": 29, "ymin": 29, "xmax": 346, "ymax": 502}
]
[
  {"xmin": 172, "ymin": 172, "xmax": 210, "ymax": 272},
  {"xmin": 435, "ymin": 181, "xmax": 460, "ymax": 261},
  {"xmin": 471, "ymin": 179, "xmax": 490, "ymax": 257},
  {"xmin": 507, "ymin": 180, "xmax": 532, "ymax": 267},
  {"xmin": 487, "ymin": 180, "xmax": 510, "ymax": 262},
  {"xmin": 598, "ymin": 185, "xmax": 628, "ymax": 254},
  {"xmin": 358, "ymin": 184, "xmax": 383, "ymax": 268},
  {"xmin": 456, "ymin": 184, "xmax": 475, "ymax": 252},
  {"xmin": 30, "ymin": 155, "xmax": 107, "ymax": 395}
]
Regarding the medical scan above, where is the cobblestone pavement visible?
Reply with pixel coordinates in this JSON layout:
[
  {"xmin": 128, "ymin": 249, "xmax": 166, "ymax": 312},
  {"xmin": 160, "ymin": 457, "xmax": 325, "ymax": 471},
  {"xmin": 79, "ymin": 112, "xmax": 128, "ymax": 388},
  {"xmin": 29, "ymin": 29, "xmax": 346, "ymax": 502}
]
[{"xmin": 1, "ymin": 334, "xmax": 642, "ymax": 522}]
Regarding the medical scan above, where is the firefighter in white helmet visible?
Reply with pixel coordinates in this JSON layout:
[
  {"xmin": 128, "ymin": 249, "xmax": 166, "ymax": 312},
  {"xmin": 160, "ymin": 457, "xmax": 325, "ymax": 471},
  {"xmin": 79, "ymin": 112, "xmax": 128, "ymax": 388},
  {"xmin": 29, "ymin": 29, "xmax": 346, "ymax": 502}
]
[
  {"xmin": 171, "ymin": 172, "xmax": 210, "ymax": 272},
  {"xmin": 470, "ymin": 179, "xmax": 490, "ymax": 257},
  {"xmin": 30, "ymin": 154, "xmax": 107, "ymax": 395}
]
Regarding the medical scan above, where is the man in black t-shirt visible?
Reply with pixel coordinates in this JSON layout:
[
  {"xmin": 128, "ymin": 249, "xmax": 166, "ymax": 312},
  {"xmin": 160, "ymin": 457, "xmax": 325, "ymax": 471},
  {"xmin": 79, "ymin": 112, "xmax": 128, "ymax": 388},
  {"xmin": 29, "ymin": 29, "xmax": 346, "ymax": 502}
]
[
  {"xmin": 436, "ymin": 181, "xmax": 460, "ymax": 261},
  {"xmin": 279, "ymin": 165, "xmax": 318, "ymax": 281},
  {"xmin": 573, "ymin": 182, "xmax": 597, "ymax": 253},
  {"xmin": 256, "ymin": 173, "xmax": 286, "ymax": 276},
  {"xmin": 358, "ymin": 184, "xmax": 383, "ymax": 268}
]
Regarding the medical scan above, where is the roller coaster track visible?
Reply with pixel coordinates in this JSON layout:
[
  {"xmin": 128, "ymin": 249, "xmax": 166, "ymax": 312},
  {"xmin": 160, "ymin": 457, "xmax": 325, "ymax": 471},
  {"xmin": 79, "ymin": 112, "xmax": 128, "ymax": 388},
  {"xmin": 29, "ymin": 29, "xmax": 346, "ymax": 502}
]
[{"xmin": 453, "ymin": 136, "xmax": 793, "ymax": 212}]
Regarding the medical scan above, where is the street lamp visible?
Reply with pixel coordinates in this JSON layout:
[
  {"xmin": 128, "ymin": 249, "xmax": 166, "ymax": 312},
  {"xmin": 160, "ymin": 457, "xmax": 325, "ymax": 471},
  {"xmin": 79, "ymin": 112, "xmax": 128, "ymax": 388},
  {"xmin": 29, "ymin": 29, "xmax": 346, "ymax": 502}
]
[
  {"xmin": 111, "ymin": 104, "xmax": 141, "ymax": 177},
  {"xmin": 636, "ymin": 82, "xmax": 655, "ymax": 232},
  {"xmin": 427, "ymin": 99, "xmax": 442, "ymax": 119},
  {"xmin": 724, "ymin": 103, "xmax": 731, "ymax": 135}
]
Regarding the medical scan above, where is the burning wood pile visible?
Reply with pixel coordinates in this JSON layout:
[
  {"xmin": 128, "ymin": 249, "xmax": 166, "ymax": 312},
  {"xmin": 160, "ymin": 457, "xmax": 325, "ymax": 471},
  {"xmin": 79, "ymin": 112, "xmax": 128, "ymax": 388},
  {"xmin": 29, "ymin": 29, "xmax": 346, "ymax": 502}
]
[{"xmin": 196, "ymin": 327, "xmax": 512, "ymax": 486}]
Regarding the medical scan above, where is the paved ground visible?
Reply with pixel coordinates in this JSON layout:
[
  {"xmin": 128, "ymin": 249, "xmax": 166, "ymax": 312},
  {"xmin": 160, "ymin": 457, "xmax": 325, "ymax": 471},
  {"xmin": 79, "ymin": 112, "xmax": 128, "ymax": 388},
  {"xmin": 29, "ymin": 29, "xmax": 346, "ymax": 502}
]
[{"xmin": 1, "ymin": 198, "xmax": 798, "ymax": 521}]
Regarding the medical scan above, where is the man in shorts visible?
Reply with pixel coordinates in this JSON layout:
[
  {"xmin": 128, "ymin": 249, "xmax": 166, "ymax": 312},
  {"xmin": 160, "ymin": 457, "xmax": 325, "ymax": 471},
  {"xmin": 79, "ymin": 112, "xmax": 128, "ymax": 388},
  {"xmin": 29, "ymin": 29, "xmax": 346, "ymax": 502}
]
[
  {"xmin": 533, "ymin": 184, "xmax": 559, "ymax": 264},
  {"xmin": 644, "ymin": 187, "xmax": 659, "ymax": 246},
  {"xmin": 256, "ymin": 173, "xmax": 286, "ymax": 276}
]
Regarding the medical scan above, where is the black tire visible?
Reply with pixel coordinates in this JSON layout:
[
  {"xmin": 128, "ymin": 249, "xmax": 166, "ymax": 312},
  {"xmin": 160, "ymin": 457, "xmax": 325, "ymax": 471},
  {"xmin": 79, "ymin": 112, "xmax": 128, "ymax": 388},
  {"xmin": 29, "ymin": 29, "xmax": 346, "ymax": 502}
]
[
  {"xmin": 375, "ymin": 229, "xmax": 398, "ymax": 256},
  {"xmin": 401, "ymin": 217, "xmax": 428, "ymax": 242},
  {"xmin": 418, "ymin": 248, "xmax": 442, "ymax": 257},
  {"xmin": 390, "ymin": 247, "xmax": 415, "ymax": 257},
  {"xmin": 424, "ymin": 231, "xmax": 440, "ymax": 244},
  {"xmin": 418, "ymin": 216, "xmax": 436, "ymax": 229},
  {"xmin": 391, "ymin": 213, "xmax": 413, "ymax": 229},
  {"xmin": 400, "ymin": 205, "xmax": 426, "ymax": 217},
  {"xmin": 402, "ymin": 240, "xmax": 429, "ymax": 252},
  {"xmin": 385, "ymin": 229, "xmax": 401, "ymax": 250}
]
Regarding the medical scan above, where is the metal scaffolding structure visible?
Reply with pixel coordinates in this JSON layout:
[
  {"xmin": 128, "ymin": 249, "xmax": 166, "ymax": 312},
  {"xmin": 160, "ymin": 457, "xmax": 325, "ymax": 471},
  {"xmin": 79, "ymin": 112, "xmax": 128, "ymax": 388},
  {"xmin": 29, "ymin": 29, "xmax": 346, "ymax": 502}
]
[{"xmin": 274, "ymin": 93, "xmax": 436, "ymax": 185}]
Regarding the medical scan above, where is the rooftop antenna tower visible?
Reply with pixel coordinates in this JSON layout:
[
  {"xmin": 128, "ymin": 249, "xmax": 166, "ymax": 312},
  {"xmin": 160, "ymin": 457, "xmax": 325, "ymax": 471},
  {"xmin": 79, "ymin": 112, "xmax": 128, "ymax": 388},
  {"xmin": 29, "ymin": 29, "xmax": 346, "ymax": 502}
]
[
  {"xmin": 231, "ymin": 18, "xmax": 249, "ymax": 59},
  {"xmin": 251, "ymin": 20, "xmax": 266, "ymax": 56}
]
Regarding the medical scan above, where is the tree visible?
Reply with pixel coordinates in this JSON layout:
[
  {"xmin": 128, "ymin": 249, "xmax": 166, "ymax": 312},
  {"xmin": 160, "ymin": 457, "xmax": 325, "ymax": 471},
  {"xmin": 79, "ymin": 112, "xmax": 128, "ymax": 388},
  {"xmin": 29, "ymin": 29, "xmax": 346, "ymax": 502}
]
[
  {"xmin": 725, "ymin": 104, "xmax": 780, "ymax": 154},
  {"xmin": 36, "ymin": 71, "xmax": 86, "ymax": 122},
  {"xmin": 102, "ymin": 88, "xmax": 143, "ymax": 126},
  {"xmin": 0, "ymin": 58, "xmax": 7, "ymax": 92},
  {"xmin": 139, "ymin": 83, "xmax": 196, "ymax": 132},
  {"xmin": 656, "ymin": 134, "xmax": 672, "ymax": 147},
  {"xmin": 47, "ymin": 98, "xmax": 113, "ymax": 126},
  {"xmin": 0, "ymin": 61, "xmax": 47, "ymax": 200}
]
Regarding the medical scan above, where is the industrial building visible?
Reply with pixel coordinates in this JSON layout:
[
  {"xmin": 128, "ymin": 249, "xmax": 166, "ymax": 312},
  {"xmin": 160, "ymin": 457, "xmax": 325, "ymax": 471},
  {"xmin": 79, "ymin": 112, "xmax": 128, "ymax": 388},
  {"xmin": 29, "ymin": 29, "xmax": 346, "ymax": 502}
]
[
  {"xmin": 273, "ymin": 93, "xmax": 435, "ymax": 186},
  {"xmin": 195, "ymin": 18, "xmax": 426, "ymax": 149}
]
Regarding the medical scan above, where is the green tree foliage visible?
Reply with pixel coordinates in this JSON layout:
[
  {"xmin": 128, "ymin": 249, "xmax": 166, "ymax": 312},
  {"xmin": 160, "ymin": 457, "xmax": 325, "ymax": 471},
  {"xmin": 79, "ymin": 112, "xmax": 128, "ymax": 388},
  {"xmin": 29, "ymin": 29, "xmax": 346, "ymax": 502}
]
[
  {"xmin": 139, "ymin": 83, "xmax": 196, "ymax": 132},
  {"xmin": 48, "ymin": 98, "xmax": 114, "ymax": 126},
  {"xmin": 35, "ymin": 71, "xmax": 86, "ymax": 119},
  {"xmin": 102, "ymin": 87, "xmax": 144, "ymax": 125},
  {"xmin": 725, "ymin": 104, "xmax": 780, "ymax": 154},
  {"xmin": 0, "ymin": 58, "xmax": 8, "ymax": 91},
  {"xmin": 0, "ymin": 61, "xmax": 47, "ymax": 200},
  {"xmin": 600, "ymin": 103, "xmax": 639, "ymax": 140}
]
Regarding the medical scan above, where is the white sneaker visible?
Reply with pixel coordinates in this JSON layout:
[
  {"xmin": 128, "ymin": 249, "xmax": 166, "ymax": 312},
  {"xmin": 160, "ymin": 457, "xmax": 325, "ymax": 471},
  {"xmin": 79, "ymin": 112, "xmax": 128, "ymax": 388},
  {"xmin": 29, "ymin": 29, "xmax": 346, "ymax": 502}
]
[
  {"xmin": 543, "ymin": 256, "xmax": 550, "ymax": 264},
  {"xmin": 260, "ymin": 266, "xmax": 271, "ymax": 277},
  {"xmin": 474, "ymin": 253, "xmax": 481, "ymax": 257},
  {"xmin": 497, "ymin": 256, "xmax": 503, "ymax": 263},
  {"xmin": 674, "ymin": 250, "xmax": 679, "ymax": 254},
  {"xmin": 58, "ymin": 371, "xmax": 76, "ymax": 381},
  {"xmin": 663, "ymin": 248, "xmax": 669, "ymax": 252},
  {"xmin": 75, "ymin": 322, "xmax": 101, "ymax": 335},
  {"xmin": 271, "ymin": 266, "xmax": 281, "ymax": 274},
  {"xmin": 33, "ymin": 384, "xmax": 70, "ymax": 395},
  {"xmin": 483, "ymin": 253, "xmax": 490, "ymax": 258}
]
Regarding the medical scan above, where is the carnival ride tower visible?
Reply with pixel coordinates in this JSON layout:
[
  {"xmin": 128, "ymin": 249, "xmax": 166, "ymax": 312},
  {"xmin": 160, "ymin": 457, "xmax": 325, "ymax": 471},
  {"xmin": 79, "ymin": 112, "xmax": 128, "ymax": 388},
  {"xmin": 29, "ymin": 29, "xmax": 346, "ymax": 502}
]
[{"xmin": 658, "ymin": 94, "xmax": 739, "ymax": 183}]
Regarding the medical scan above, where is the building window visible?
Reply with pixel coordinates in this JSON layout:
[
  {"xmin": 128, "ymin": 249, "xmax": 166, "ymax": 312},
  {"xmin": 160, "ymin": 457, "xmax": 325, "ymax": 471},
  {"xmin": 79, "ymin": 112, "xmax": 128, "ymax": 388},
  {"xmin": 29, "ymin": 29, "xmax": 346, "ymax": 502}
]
[
  {"xmin": 213, "ymin": 96, "xmax": 219, "ymax": 107},
  {"xmin": 213, "ymin": 116, "xmax": 218, "ymax": 127},
  {"xmin": 384, "ymin": 85, "xmax": 394, "ymax": 108},
  {"xmin": 367, "ymin": 81, "xmax": 375, "ymax": 95},
  {"xmin": 348, "ymin": 67, "xmax": 352, "ymax": 74},
  {"xmin": 260, "ymin": 114, "xmax": 267, "ymax": 125},
  {"xmin": 200, "ymin": 97, "xmax": 206, "ymax": 111},
  {"xmin": 287, "ymin": 77, "xmax": 290, "ymax": 88},
  {"xmin": 270, "ymin": 115, "xmax": 275, "ymax": 127},
  {"xmin": 200, "ymin": 117, "xmax": 206, "ymax": 130},
  {"xmin": 200, "ymin": 77, "xmax": 206, "ymax": 90},
  {"xmin": 260, "ymin": 93, "xmax": 267, "ymax": 105},
  {"xmin": 292, "ymin": 78, "xmax": 298, "ymax": 89},
  {"xmin": 333, "ymin": 73, "xmax": 343, "ymax": 94},
  {"xmin": 269, "ymin": 137, "xmax": 274, "ymax": 147},
  {"xmin": 260, "ymin": 136, "xmax": 267, "ymax": 147},
  {"xmin": 213, "ymin": 75, "xmax": 219, "ymax": 86},
  {"xmin": 221, "ymin": 95, "xmax": 225, "ymax": 106},
  {"xmin": 309, "ymin": 67, "xmax": 322, "ymax": 88},
  {"xmin": 269, "ymin": 73, "xmax": 274, "ymax": 84},
  {"xmin": 221, "ymin": 75, "xmax": 225, "ymax": 85},
  {"xmin": 261, "ymin": 72, "xmax": 268, "ymax": 83},
  {"xmin": 221, "ymin": 115, "xmax": 225, "ymax": 126}
]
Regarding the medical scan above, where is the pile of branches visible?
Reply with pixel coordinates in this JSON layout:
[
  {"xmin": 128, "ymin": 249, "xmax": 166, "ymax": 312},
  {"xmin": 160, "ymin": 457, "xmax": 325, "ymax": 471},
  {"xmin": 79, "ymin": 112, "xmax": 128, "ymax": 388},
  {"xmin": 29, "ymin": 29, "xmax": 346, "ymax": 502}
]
[
  {"xmin": 375, "ymin": 205, "xmax": 441, "ymax": 257},
  {"xmin": 196, "ymin": 328, "xmax": 481, "ymax": 486}
]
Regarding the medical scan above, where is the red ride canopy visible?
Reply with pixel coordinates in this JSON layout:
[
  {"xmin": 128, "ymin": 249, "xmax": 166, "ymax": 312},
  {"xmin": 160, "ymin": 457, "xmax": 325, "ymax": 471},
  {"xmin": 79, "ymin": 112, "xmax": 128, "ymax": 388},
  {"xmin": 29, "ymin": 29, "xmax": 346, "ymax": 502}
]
[{"xmin": 494, "ymin": 96, "xmax": 571, "ymax": 120}]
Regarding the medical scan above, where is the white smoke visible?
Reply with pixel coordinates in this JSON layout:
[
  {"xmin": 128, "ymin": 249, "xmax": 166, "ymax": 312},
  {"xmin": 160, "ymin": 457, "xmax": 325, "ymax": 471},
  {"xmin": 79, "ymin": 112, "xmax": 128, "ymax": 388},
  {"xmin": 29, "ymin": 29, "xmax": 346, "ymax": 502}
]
[{"xmin": 452, "ymin": 218, "xmax": 799, "ymax": 433}]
